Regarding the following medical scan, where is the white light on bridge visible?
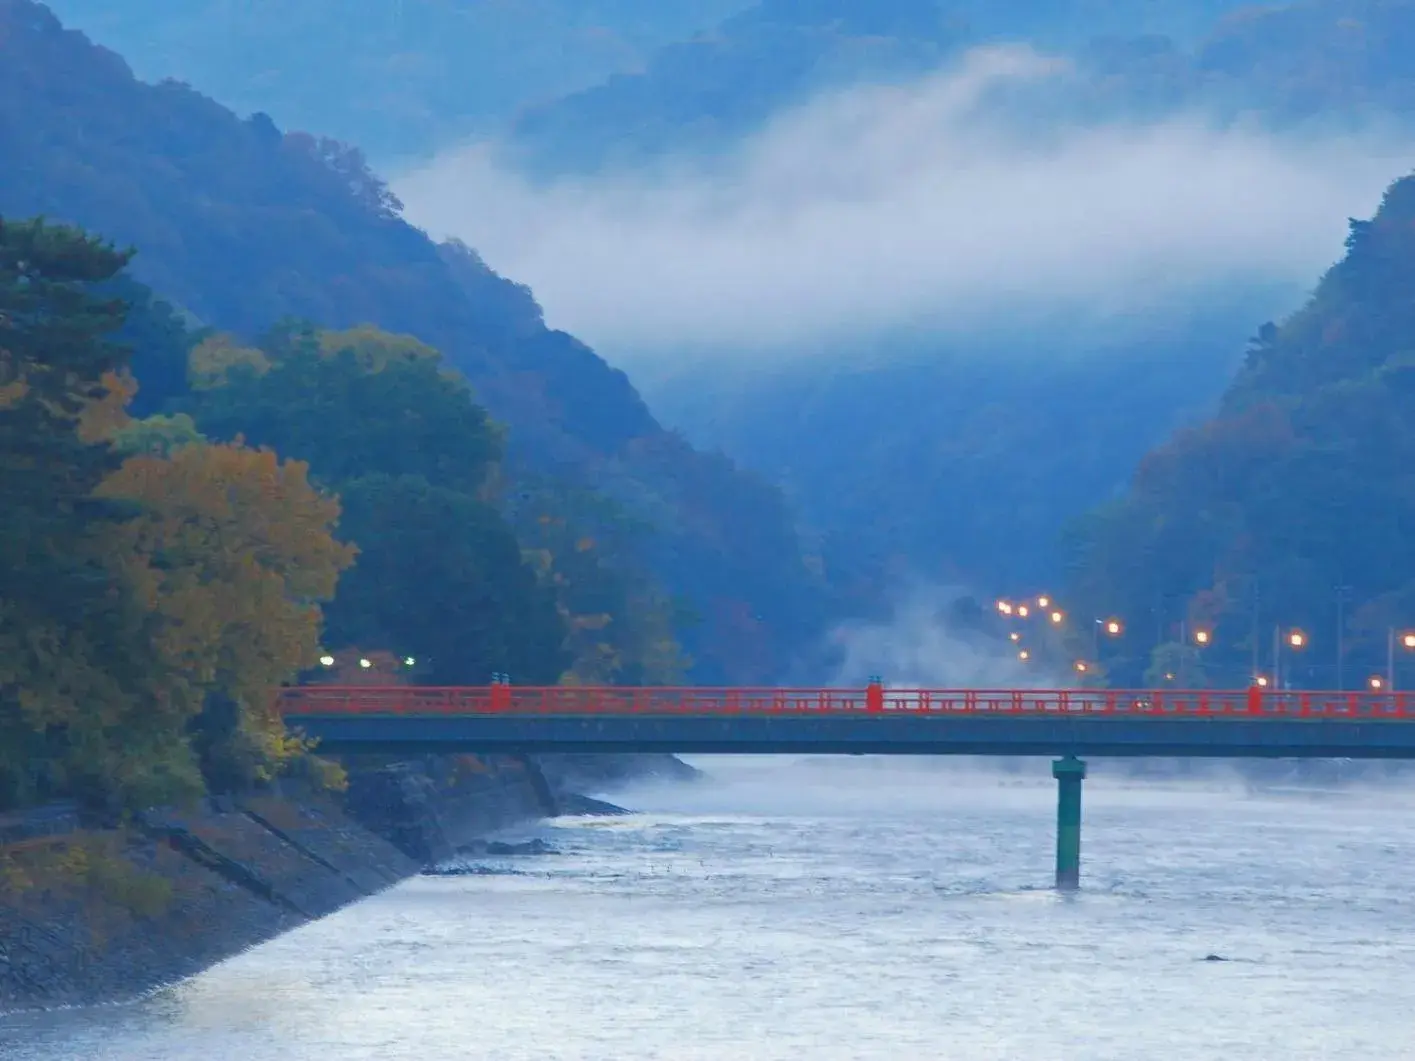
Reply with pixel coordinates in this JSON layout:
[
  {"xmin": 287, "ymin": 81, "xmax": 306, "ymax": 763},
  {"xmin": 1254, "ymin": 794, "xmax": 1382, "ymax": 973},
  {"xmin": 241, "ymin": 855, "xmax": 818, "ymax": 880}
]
[
  {"xmin": 318, "ymin": 655, "xmax": 335, "ymax": 667},
  {"xmin": 404, "ymin": 656, "xmax": 416, "ymax": 666},
  {"xmin": 358, "ymin": 658, "xmax": 372, "ymax": 669},
  {"xmin": 1370, "ymin": 676, "xmax": 1385, "ymax": 690}
]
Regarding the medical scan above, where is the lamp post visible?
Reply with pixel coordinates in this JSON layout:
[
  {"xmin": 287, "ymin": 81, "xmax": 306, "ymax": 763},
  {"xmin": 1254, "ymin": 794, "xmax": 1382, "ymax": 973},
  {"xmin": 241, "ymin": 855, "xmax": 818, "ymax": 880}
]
[
  {"xmin": 1273, "ymin": 627, "xmax": 1306, "ymax": 690},
  {"xmin": 1385, "ymin": 629, "xmax": 1415, "ymax": 691},
  {"xmin": 1092, "ymin": 617, "xmax": 1122, "ymax": 663},
  {"xmin": 1335, "ymin": 585, "xmax": 1352, "ymax": 692}
]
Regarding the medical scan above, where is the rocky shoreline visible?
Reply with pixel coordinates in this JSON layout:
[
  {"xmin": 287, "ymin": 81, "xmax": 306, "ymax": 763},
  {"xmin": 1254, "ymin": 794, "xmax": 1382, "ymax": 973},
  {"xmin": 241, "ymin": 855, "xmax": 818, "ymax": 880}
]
[{"xmin": 0, "ymin": 752, "xmax": 695, "ymax": 1013}]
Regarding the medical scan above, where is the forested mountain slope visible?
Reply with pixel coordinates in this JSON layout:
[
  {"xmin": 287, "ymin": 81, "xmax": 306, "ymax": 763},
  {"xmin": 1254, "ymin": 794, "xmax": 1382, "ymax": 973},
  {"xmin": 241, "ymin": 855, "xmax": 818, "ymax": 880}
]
[
  {"xmin": 1065, "ymin": 173, "xmax": 1415, "ymax": 689},
  {"xmin": 0, "ymin": 0, "xmax": 829, "ymax": 683}
]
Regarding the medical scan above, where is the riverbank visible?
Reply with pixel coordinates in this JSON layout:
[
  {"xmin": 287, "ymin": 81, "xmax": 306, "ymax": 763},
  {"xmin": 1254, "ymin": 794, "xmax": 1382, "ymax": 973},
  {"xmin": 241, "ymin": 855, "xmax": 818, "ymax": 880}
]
[{"xmin": 0, "ymin": 752, "xmax": 694, "ymax": 1012}]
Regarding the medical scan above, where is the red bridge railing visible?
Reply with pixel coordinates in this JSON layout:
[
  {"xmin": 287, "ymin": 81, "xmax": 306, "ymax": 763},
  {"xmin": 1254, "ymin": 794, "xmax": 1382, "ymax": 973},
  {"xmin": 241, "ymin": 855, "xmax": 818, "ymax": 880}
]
[{"xmin": 277, "ymin": 686, "xmax": 1415, "ymax": 720}]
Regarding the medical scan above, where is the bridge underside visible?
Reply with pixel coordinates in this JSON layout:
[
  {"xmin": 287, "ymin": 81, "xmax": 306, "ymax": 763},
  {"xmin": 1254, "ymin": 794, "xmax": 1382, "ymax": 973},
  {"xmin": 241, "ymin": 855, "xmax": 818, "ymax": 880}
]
[{"xmin": 286, "ymin": 714, "xmax": 1415, "ymax": 759}]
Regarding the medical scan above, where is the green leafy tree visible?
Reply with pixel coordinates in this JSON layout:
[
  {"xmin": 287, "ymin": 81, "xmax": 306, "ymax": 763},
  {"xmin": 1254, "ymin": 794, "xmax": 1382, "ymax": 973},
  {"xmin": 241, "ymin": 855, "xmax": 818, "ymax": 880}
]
[
  {"xmin": 326, "ymin": 474, "xmax": 567, "ymax": 685},
  {"xmin": 0, "ymin": 218, "xmax": 181, "ymax": 811},
  {"xmin": 183, "ymin": 325, "xmax": 501, "ymax": 495}
]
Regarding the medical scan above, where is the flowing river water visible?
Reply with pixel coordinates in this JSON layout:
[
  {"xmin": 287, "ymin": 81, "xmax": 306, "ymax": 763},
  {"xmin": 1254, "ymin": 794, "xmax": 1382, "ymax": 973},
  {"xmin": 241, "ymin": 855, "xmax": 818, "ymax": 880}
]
[{"xmin": 5, "ymin": 756, "xmax": 1415, "ymax": 1060}]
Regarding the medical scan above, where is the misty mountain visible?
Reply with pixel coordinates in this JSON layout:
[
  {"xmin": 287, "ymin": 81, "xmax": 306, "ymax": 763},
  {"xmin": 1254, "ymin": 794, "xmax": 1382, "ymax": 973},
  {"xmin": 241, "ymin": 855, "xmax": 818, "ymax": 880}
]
[
  {"xmin": 504, "ymin": 0, "xmax": 1251, "ymax": 174},
  {"xmin": 1065, "ymin": 173, "xmax": 1415, "ymax": 690},
  {"xmin": 0, "ymin": 0, "xmax": 830, "ymax": 684},
  {"xmin": 505, "ymin": 0, "xmax": 1415, "ymax": 176},
  {"xmin": 40, "ymin": 0, "xmax": 750, "ymax": 163},
  {"xmin": 436, "ymin": 0, "xmax": 1415, "ymax": 614}
]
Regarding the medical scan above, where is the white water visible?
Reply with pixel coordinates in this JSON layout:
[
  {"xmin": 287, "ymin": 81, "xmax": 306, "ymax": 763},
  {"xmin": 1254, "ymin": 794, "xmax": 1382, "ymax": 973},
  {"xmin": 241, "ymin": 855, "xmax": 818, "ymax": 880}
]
[{"xmin": 5, "ymin": 756, "xmax": 1415, "ymax": 1060}]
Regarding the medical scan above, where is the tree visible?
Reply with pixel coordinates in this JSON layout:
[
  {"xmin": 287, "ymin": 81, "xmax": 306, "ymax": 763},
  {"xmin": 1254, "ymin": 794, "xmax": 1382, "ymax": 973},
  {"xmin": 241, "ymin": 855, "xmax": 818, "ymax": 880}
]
[
  {"xmin": 183, "ymin": 327, "xmax": 502, "ymax": 495},
  {"xmin": 507, "ymin": 477, "xmax": 690, "ymax": 685},
  {"xmin": 97, "ymin": 443, "xmax": 354, "ymax": 791},
  {"xmin": 324, "ymin": 474, "xmax": 567, "ymax": 685},
  {"xmin": 0, "ymin": 217, "xmax": 174, "ymax": 811}
]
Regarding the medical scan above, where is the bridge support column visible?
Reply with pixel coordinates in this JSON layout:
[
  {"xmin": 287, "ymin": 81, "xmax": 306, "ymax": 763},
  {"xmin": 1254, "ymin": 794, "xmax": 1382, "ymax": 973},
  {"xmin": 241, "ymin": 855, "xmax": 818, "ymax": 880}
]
[{"xmin": 1051, "ymin": 755, "xmax": 1087, "ymax": 891}]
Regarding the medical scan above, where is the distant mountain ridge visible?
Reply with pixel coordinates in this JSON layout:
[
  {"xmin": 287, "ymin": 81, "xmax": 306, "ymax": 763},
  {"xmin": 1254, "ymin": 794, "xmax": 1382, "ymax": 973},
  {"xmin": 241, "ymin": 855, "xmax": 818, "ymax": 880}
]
[{"xmin": 40, "ymin": 0, "xmax": 751, "ymax": 163}]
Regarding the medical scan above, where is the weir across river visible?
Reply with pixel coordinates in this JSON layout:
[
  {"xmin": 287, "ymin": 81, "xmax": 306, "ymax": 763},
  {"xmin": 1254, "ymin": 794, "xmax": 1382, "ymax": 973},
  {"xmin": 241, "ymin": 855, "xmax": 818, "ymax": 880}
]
[{"xmin": 279, "ymin": 683, "xmax": 1415, "ymax": 889}]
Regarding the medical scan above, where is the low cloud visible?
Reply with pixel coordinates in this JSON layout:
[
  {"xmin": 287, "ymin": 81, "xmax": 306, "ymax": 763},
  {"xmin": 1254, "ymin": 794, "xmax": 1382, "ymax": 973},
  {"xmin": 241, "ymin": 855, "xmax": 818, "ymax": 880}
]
[{"xmin": 396, "ymin": 44, "xmax": 1412, "ymax": 363}]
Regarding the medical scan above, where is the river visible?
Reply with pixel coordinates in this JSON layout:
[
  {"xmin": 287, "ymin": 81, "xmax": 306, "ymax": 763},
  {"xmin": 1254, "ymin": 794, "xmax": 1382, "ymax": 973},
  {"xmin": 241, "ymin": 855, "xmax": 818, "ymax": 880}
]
[{"xmin": 4, "ymin": 756, "xmax": 1415, "ymax": 1060}]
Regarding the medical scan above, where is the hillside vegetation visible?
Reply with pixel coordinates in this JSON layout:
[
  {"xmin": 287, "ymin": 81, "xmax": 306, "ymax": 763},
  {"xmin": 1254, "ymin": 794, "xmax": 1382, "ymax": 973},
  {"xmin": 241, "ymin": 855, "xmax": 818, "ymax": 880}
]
[
  {"xmin": 0, "ymin": 0, "xmax": 830, "ymax": 684},
  {"xmin": 1065, "ymin": 173, "xmax": 1415, "ymax": 689}
]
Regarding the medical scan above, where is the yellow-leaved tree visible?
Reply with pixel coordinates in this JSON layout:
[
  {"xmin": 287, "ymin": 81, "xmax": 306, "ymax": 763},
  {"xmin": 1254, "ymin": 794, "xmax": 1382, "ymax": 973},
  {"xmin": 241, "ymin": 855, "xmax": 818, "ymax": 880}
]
[{"xmin": 97, "ymin": 442, "xmax": 355, "ymax": 791}]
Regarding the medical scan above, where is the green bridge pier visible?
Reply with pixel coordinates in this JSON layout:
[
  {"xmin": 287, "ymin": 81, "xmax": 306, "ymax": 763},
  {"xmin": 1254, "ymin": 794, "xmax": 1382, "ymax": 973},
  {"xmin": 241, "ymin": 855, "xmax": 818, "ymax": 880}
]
[{"xmin": 1052, "ymin": 755, "xmax": 1087, "ymax": 891}]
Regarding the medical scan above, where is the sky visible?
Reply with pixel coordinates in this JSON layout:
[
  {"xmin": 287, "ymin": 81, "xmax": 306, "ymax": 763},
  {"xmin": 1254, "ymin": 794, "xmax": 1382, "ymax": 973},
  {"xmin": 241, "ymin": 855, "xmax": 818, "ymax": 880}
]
[{"xmin": 395, "ymin": 44, "xmax": 1413, "ymax": 368}]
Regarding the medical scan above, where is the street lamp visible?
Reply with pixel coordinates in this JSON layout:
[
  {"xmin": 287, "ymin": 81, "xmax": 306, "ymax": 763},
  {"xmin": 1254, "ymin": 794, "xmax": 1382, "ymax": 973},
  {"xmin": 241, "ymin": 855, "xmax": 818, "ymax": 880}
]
[
  {"xmin": 1273, "ymin": 627, "xmax": 1306, "ymax": 689},
  {"xmin": 1254, "ymin": 675, "xmax": 1270, "ymax": 688},
  {"xmin": 358, "ymin": 658, "xmax": 372, "ymax": 669},
  {"xmin": 1050, "ymin": 610, "xmax": 1064, "ymax": 624},
  {"xmin": 1384, "ymin": 629, "xmax": 1415, "ymax": 690},
  {"xmin": 1018, "ymin": 650, "xmax": 1030, "ymax": 661},
  {"xmin": 1370, "ymin": 676, "xmax": 1385, "ymax": 690},
  {"xmin": 1193, "ymin": 629, "xmax": 1211, "ymax": 646},
  {"xmin": 1038, "ymin": 596, "xmax": 1051, "ymax": 608},
  {"xmin": 997, "ymin": 600, "xmax": 1013, "ymax": 616},
  {"xmin": 318, "ymin": 654, "xmax": 335, "ymax": 667},
  {"xmin": 1074, "ymin": 661, "xmax": 1088, "ymax": 673},
  {"xmin": 1017, "ymin": 604, "xmax": 1031, "ymax": 618},
  {"xmin": 1009, "ymin": 632, "xmax": 1021, "ymax": 642},
  {"xmin": 403, "ymin": 656, "xmax": 416, "ymax": 666},
  {"xmin": 1092, "ymin": 617, "xmax": 1123, "ymax": 661}
]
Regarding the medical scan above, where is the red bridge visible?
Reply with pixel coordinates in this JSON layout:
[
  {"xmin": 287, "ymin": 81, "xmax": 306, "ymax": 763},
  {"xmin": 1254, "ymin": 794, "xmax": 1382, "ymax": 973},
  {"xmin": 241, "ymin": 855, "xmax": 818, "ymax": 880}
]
[{"xmin": 277, "ymin": 684, "xmax": 1415, "ymax": 759}]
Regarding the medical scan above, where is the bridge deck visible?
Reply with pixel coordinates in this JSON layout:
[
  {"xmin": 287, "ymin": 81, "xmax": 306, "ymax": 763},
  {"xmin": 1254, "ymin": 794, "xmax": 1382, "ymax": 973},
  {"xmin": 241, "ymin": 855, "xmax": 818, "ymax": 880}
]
[{"xmin": 279, "ymin": 687, "xmax": 1415, "ymax": 759}]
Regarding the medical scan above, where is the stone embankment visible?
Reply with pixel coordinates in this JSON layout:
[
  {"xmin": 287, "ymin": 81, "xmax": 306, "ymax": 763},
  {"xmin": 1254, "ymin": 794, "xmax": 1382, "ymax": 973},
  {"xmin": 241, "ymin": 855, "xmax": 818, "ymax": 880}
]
[{"xmin": 0, "ymin": 751, "xmax": 695, "ymax": 1012}]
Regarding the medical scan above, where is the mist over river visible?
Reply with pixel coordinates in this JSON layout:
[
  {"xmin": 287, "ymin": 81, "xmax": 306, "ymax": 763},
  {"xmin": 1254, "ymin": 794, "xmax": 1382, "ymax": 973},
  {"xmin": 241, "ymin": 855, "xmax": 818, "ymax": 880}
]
[{"xmin": 5, "ymin": 756, "xmax": 1415, "ymax": 1060}]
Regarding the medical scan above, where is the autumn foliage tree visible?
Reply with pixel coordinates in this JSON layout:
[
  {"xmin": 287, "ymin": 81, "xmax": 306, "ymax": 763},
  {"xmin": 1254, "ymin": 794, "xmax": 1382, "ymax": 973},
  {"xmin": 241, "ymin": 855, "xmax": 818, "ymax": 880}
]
[{"xmin": 98, "ymin": 443, "xmax": 354, "ymax": 791}]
